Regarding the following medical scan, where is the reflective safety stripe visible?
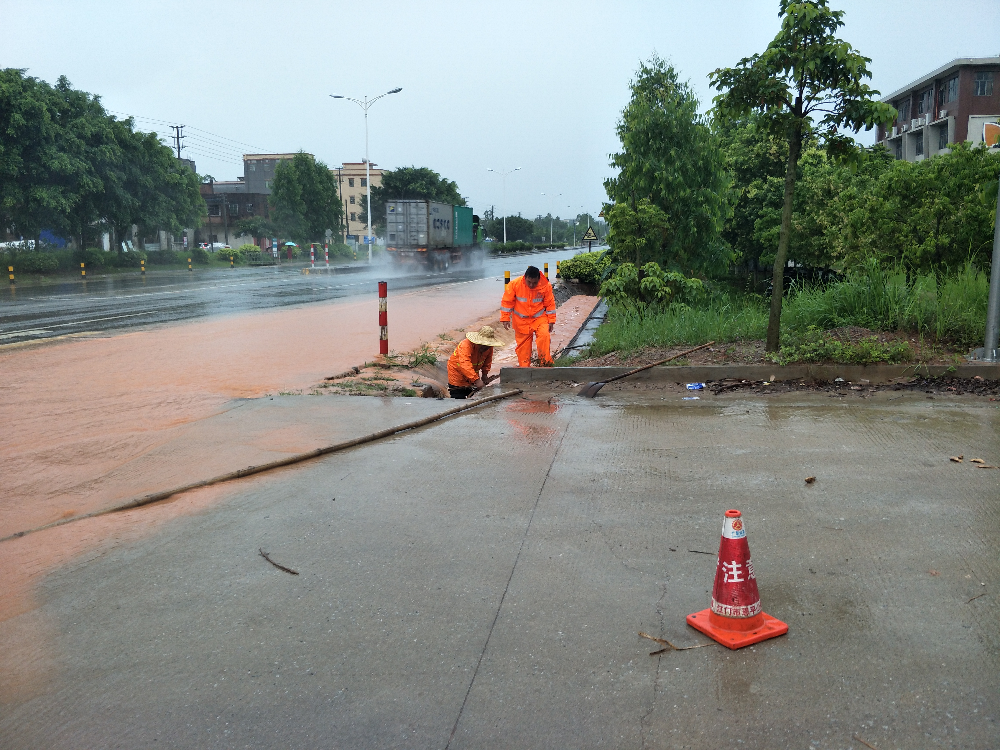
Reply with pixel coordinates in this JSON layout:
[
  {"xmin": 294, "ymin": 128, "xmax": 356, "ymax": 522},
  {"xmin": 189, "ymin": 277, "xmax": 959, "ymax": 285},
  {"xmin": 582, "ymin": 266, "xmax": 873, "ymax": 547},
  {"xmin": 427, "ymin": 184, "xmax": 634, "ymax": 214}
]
[
  {"xmin": 532, "ymin": 297, "xmax": 542, "ymax": 303},
  {"xmin": 515, "ymin": 296, "xmax": 528, "ymax": 302},
  {"xmin": 500, "ymin": 306, "xmax": 513, "ymax": 312}
]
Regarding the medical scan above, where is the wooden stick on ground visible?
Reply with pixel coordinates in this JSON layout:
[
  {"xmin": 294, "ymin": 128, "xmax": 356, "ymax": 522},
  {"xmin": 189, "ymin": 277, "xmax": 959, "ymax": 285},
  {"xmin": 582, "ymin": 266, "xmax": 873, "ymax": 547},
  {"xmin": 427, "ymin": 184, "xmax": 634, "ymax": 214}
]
[{"xmin": 260, "ymin": 548, "xmax": 299, "ymax": 575}]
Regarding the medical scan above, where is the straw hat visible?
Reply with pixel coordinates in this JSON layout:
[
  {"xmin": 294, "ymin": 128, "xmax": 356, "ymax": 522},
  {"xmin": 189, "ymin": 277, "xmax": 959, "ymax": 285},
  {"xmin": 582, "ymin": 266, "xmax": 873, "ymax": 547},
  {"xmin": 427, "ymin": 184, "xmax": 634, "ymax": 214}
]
[{"xmin": 466, "ymin": 325, "xmax": 504, "ymax": 347}]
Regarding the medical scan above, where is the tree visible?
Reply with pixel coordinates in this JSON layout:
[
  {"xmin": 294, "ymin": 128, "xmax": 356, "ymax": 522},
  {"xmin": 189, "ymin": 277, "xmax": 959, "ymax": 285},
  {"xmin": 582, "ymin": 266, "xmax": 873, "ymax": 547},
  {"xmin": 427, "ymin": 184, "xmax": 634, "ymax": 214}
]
[
  {"xmin": 0, "ymin": 70, "xmax": 81, "ymax": 245},
  {"xmin": 710, "ymin": 0, "xmax": 896, "ymax": 351},
  {"xmin": 605, "ymin": 56, "xmax": 731, "ymax": 274},
  {"xmin": 269, "ymin": 152, "xmax": 342, "ymax": 245},
  {"xmin": 0, "ymin": 70, "xmax": 205, "ymax": 252},
  {"xmin": 366, "ymin": 166, "xmax": 464, "ymax": 231}
]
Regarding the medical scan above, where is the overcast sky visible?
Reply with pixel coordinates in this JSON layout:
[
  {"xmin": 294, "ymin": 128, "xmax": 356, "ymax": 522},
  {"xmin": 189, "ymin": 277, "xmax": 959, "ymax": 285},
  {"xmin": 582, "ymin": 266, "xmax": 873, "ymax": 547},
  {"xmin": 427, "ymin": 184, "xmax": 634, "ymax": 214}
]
[{"xmin": 4, "ymin": 0, "xmax": 999, "ymax": 220}]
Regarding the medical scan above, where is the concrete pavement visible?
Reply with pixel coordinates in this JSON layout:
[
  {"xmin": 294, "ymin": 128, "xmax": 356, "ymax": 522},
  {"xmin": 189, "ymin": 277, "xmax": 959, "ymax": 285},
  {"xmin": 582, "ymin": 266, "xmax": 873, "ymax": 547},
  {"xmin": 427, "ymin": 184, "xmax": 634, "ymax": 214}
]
[{"xmin": 1, "ymin": 390, "xmax": 997, "ymax": 748}]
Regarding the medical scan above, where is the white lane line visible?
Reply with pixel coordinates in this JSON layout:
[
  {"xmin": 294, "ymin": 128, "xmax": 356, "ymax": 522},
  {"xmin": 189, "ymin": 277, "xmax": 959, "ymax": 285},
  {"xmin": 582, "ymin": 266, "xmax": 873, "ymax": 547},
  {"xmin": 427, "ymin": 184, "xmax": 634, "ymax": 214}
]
[
  {"xmin": 0, "ymin": 312, "xmax": 154, "ymax": 336},
  {"xmin": 0, "ymin": 328, "xmax": 53, "ymax": 340}
]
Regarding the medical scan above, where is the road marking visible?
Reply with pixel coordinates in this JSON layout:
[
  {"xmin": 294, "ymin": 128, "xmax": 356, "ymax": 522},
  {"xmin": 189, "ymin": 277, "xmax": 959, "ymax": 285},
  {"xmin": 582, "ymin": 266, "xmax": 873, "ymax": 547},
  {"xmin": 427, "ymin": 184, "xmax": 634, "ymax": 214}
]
[
  {"xmin": 0, "ymin": 328, "xmax": 52, "ymax": 340},
  {"xmin": 0, "ymin": 312, "xmax": 154, "ymax": 336}
]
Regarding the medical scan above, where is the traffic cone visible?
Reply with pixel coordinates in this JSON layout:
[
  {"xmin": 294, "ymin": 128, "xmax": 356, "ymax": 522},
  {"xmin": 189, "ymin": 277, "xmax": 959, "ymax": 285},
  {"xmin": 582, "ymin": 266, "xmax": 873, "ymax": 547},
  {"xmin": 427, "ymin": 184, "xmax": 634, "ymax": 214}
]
[{"xmin": 686, "ymin": 509, "xmax": 788, "ymax": 649}]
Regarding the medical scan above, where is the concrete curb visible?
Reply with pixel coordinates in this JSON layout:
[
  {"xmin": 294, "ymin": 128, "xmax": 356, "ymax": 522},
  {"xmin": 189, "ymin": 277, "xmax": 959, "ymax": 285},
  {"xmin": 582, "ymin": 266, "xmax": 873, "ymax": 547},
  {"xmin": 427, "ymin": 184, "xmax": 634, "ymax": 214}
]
[{"xmin": 501, "ymin": 363, "xmax": 1000, "ymax": 385}]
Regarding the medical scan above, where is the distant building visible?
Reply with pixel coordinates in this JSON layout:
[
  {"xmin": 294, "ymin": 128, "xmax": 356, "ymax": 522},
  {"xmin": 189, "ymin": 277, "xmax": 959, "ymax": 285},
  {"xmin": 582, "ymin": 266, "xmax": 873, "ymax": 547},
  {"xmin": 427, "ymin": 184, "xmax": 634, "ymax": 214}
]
[
  {"xmin": 876, "ymin": 56, "xmax": 1000, "ymax": 161},
  {"xmin": 332, "ymin": 162, "xmax": 384, "ymax": 240},
  {"xmin": 242, "ymin": 153, "xmax": 308, "ymax": 194},
  {"xmin": 197, "ymin": 178, "xmax": 270, "ymax": 248}
]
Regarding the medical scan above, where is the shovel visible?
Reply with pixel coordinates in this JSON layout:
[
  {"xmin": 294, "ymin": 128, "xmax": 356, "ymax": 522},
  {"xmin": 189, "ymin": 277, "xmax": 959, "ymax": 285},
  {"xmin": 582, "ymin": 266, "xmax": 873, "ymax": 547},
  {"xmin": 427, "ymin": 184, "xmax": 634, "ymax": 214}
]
[{"xmin": 577, "ymin": 341, "xmax": 716, "ymax": 398}]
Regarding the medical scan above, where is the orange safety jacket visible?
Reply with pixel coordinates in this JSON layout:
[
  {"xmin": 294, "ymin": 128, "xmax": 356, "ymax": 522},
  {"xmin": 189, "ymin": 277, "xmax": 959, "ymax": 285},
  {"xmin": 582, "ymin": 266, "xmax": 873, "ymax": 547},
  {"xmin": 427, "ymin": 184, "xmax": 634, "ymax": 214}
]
[
  {"xmin": 447, "ymin": 339, "xmax": 494, "ymax": 387},
  {"xmin": 500, "ymin": 275, "xmax": 556, "ymax": 326}
]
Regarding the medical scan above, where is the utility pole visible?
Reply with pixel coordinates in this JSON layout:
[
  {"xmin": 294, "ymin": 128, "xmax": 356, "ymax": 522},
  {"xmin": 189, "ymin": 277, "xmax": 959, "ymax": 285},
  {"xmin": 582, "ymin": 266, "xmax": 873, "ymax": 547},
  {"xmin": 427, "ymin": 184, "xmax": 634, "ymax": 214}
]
[{"xmin": 170, "ymin": 125, "xmax": 186, "ymax": 159}]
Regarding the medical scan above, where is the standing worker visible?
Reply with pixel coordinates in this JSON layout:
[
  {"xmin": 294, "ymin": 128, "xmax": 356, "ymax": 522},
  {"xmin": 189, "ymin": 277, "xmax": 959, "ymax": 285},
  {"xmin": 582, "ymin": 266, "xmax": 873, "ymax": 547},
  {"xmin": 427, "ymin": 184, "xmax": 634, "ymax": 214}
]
[
  {"xmin": 447, "ymin": 325, "xmax": 505, "ymax": 399},
  {"xmin": 500, "ymin": 265, "xmax": 556, "ymax": 367}
]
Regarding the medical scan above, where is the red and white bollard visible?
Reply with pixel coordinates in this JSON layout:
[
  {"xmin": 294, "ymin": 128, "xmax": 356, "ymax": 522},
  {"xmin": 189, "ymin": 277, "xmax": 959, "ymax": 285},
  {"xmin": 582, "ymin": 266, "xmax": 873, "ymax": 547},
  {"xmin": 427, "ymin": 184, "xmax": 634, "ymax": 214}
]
[
  {"xmin": 378, "ymin": 281, "xmax": 388, "ymax": 355},
  {"xmin": 324, "ymin": 242, "xmax": 330, "ymax": 268},
  {"xmin": 310, "ymin": 244, "xmax": 315, "ymax": 268}
]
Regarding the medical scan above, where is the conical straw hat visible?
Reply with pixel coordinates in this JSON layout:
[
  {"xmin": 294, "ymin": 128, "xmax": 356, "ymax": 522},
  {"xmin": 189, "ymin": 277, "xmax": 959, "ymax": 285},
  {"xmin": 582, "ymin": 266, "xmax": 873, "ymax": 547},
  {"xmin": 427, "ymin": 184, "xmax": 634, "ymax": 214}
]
[{"xmin": 467, "ymin": 325, "xmax": 504, "ymax": 347}]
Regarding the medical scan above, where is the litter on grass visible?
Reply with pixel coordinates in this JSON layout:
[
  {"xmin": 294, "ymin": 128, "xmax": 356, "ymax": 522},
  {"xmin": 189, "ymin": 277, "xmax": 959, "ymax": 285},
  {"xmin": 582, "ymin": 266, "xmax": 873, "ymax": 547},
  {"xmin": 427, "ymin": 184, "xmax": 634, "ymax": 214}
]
[{"xmin": 686, "ymin": 383, "xmax": 705, "ymax": 390}]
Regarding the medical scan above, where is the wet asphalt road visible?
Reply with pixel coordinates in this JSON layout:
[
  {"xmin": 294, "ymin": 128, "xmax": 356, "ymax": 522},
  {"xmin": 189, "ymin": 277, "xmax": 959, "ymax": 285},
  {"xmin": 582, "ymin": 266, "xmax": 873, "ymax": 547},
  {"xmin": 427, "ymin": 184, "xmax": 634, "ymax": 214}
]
[{"xmin": 0, "ymin": 248, "xmax": 586, "ymax": 346}]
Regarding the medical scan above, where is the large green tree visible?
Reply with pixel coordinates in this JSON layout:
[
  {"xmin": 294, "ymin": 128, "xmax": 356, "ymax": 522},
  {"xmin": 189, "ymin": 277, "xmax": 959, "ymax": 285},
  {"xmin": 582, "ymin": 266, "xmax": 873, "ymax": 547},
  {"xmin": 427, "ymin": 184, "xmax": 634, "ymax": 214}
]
[
  {"xmin": 0, "ymin": 69, "xmax": 205, "ymax": 251},
  {"xmin": 711, "ymin": 0, "xmax": 896, "ymax": 350},
  {"xmin": 605, "ymin": 56, "xmax": 731, "ymax": 274},
  {"xmin": 365, "ymin": 166, "xmax": 464, "ymax": 231},
  {"xmin": 0, "ymin": 70, "xmax": 83, "ymax": 244},
  {"xmin": 270, "ymin": 152, "xmax": 342, "ymax": 244}
]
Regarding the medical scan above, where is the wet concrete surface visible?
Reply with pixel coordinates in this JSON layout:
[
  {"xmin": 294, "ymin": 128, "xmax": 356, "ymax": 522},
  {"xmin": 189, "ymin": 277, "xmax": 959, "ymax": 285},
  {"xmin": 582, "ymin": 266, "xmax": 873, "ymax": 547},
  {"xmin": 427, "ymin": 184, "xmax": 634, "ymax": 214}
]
[
  {"xmin": 0, "ymin": 249, "xmax": 576, "ymax": 345},
  {"xmin": 1, "ymin": 390, "xmax": 996, "ymax": 748}
]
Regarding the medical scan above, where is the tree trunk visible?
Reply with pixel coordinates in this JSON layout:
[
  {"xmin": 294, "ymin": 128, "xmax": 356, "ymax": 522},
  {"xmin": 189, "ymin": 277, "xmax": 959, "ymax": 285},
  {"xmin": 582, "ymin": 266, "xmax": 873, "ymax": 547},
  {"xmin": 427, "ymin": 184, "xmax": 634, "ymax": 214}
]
[{"xmin": 765, "ymin": 121, "xmax": 803, "ymax": 352}]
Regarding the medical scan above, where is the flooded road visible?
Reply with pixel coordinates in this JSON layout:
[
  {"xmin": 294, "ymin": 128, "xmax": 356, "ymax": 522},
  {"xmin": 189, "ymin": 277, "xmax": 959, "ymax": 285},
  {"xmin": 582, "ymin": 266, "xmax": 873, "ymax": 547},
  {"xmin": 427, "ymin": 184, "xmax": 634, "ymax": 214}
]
[
  {"xmin": 0, "ymin": 248, "xmax": 582, "ymax": 345},
  {"xmin": 0, "ymin": 273, "xmax": 524, "ymax": 542}
]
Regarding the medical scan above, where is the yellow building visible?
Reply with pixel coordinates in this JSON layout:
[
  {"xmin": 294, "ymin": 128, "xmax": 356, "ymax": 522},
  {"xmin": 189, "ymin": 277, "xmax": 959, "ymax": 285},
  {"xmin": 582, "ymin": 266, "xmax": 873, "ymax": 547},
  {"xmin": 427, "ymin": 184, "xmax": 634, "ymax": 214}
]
[{"xmin": 333, "ymin": 162, "xmax": 384, "ymax": 240}]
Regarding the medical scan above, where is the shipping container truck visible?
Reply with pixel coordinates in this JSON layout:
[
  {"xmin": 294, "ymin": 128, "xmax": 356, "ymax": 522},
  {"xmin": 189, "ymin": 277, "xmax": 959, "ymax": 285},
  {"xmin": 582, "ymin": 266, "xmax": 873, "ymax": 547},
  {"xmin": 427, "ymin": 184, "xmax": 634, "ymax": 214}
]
[{"xmin": 385, "ymin": 200, "xmax": 483, "ymax": 269}]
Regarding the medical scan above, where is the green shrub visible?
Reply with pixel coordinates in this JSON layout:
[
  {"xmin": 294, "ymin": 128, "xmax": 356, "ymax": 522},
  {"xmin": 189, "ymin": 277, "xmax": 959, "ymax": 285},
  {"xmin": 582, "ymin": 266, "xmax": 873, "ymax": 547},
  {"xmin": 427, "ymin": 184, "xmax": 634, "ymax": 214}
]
[
  {"xmin": 328, "ymin": 243, "xmax": 354, "ymax": 259},
  {"xmin": 12, "ymin": 252, "xmax": 59, "ymax": 273},
  {"xmin": 114, "ymin": 250, "xmax": 147, "ymax": 268},
  {"xmin": 147, "ymin": 249, "xmax": 179, "ymax": 265},
  {"xmin": 192, "ymin": 248, "xmax": 210, "ymax": 264},
  {"xmin": 600, "ymin": 262, "xmax": 705, "ymax": 311},
  {"xmin": 558, "ymin": 251, "xmax": 611, "ymax": 285},
  {"xmin": 769, "ymin": 326, "xmax": 912, "ymax": 365}
]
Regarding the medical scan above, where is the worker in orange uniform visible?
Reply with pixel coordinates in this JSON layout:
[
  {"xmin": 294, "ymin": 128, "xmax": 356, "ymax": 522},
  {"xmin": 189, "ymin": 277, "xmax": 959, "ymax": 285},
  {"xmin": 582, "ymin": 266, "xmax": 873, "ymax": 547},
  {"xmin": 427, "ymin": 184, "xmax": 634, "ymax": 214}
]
[
  {"xmin": 500, "ymin": 265, "xmax": 556, "ymax": 367},
  {"xmin": 447, "ymin": 325, "xmax": 505, "ymax": 399}
]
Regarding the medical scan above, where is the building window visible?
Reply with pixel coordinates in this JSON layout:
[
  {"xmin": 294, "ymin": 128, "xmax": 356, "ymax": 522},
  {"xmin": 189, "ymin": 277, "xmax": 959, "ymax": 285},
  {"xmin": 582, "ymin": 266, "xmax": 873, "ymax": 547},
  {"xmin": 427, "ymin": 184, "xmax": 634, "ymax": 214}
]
[
  {"xmin": 361, "ymin": 178, "xmax": 367, "ymax": 187},
  {"xmin": 229, "ymin": 204, "xmax": 239, "ymax": 215},
  {"xmin": 249, "ymin": 162, "xmax": 256, "ymax": 172},
  {"xmin": 917, "ymin": 90, "xmax": 932, "ymax": 115},
  {"xmin": 942, "ymin": 76, "xmax": 958, "ymax": 104},
  {"xmin": 208, "ymin": 205, "xmax": 221, "ymax": 216},
  {"xmin": 894, "ymin": 141, "xmax": 902, "ymax": 159},
  {"xmin": 350, "ymin": 212, "xmax": 356, "ymax": 221},
  {"xmin": 915, "ymin": 136, "xmax": 923, "ymax": 156},
  {"xmin": 938, "ymin": 127, "xmax": 948, "ymax": 151},
  {"xmin": 349, "ymin": 195, "xmax": 355, "ymax": 204},
  {"xmin": 897, "ymin": 99, "xmax": 911, "ymax": 123},
  {"xmin": 245, "ymin": 203, "xmax": 253, "ymax": 213},
  {"xmin": 974, "ymin": 72, "xmax": 994, "ymax": 96},
  {"xmin": 265, "ymin": 180, "xmax": 272, "ymax": 189},
  {"xmin": 348, "ymin": 178, "xmax": 355, "ymax": 187}
]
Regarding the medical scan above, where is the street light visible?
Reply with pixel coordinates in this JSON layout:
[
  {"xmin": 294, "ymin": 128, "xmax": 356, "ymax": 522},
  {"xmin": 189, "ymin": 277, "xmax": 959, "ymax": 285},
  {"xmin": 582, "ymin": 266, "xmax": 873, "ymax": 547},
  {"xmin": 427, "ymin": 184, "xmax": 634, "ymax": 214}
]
[
  {"xmin": 541, "ymin": 192, "xmax": 561, "ymax": 244},
  {"xmin": 330, "ymin": 87, "xmax": 402, "ymax": 262},
  {"xmin": 487, "ymin": 167, "xmax": 521, "ymax": 244}
]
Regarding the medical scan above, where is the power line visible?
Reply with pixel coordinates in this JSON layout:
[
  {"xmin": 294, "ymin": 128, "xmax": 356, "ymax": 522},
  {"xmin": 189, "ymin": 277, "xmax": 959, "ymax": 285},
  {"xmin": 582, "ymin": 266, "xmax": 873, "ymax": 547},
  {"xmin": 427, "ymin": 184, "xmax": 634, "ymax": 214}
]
[
  {"xmin": 170, "ymin": 124, "xmax": 186, "ymax": 159},
  {"xmin": 106, "ymin": 109, "xmax": 265, "ymax": 152}
]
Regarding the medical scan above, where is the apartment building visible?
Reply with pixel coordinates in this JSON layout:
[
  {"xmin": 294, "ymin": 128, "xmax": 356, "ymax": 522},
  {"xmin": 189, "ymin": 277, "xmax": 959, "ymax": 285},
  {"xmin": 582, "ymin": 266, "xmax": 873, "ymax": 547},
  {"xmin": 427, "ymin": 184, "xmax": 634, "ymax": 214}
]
[
  {"xmin": 332, "ymin": 162, "xmax": 384, "ymax": 240},
  {"xmin": 242, "ymin": 153, "xmax": 307, "ymax": 194},
  {"xmin": 876, "ymin": 56, "xmax": 1000, "ymax": 161}
]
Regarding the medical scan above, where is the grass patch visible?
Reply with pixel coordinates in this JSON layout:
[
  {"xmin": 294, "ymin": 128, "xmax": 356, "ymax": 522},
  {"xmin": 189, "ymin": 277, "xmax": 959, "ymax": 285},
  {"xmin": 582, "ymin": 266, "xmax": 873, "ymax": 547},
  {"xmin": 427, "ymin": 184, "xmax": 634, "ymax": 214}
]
[
  {"xmin": 768, "ymin": 327, "xmax": 912, "ymax": 365},
  {"xmin": 590, "ymin": 258, "xmax": 988, "ymax": 359},
  {"xmin": 590, "ymin": 295, "xmax": 767, "ymax": 356}
]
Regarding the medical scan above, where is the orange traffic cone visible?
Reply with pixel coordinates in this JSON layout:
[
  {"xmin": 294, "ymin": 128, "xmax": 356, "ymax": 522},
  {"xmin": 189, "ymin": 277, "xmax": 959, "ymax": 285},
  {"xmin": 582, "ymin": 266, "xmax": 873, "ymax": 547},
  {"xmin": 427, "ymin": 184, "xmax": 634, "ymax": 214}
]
[{"xmin": 686, "ymin": 509, "xmax": 788, "ymax": 649}]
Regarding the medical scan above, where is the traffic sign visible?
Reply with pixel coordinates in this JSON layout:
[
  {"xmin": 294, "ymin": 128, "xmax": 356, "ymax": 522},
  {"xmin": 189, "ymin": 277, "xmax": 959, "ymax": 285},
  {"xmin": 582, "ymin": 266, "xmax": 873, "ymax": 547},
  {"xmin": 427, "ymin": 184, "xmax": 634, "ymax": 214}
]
[{"xmin": 581, "ymin": 226, "xmax": 598, "ymax": 242}]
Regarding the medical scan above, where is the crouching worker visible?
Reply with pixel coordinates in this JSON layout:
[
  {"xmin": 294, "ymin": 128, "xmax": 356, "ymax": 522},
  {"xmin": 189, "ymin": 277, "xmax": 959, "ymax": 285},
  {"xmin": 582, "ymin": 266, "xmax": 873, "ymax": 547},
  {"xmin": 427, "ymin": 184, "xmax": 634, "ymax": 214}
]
[
  {"xmin": 447, "ymin": 325, "xmax": 504, "ymax": 399},
  {"xmin": 500, "ymin": 265, "xmax": 556, "ymax": 366}
]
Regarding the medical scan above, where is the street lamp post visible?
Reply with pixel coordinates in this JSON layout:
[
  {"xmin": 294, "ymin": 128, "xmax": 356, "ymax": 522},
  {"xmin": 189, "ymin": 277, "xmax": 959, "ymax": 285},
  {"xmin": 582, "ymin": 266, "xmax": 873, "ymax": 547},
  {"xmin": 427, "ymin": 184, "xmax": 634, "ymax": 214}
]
[
  {"xmin": 330, "ymin": 87, "xmax": 402, "ymax": 262},
  {"xmin": 541, "ymin": 192, "xmax": 561, "ymax": 244},
  {"xmin": 487, "ymin": 167, "xmax": 521, "ymax": 244}
]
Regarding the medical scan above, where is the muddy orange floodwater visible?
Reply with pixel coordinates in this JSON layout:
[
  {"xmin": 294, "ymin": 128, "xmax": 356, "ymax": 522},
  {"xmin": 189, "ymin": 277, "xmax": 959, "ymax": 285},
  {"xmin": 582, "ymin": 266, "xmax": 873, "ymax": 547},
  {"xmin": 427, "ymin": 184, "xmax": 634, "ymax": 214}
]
[{"xmin": 0, "ymin": 278, "xmax": 511, "ymax": 624}]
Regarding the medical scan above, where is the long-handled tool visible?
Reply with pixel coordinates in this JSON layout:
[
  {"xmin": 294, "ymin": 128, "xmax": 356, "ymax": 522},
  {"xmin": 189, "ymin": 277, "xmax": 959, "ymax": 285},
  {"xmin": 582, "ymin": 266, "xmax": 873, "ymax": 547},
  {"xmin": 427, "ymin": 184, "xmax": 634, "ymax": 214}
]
[
  {"xmin": 470, "ymin": 373, "xmax": 500, "ymax": 396},
  {"xmin": 577, "ymin": 341, "xmax": 715, "ymax": 398}
]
